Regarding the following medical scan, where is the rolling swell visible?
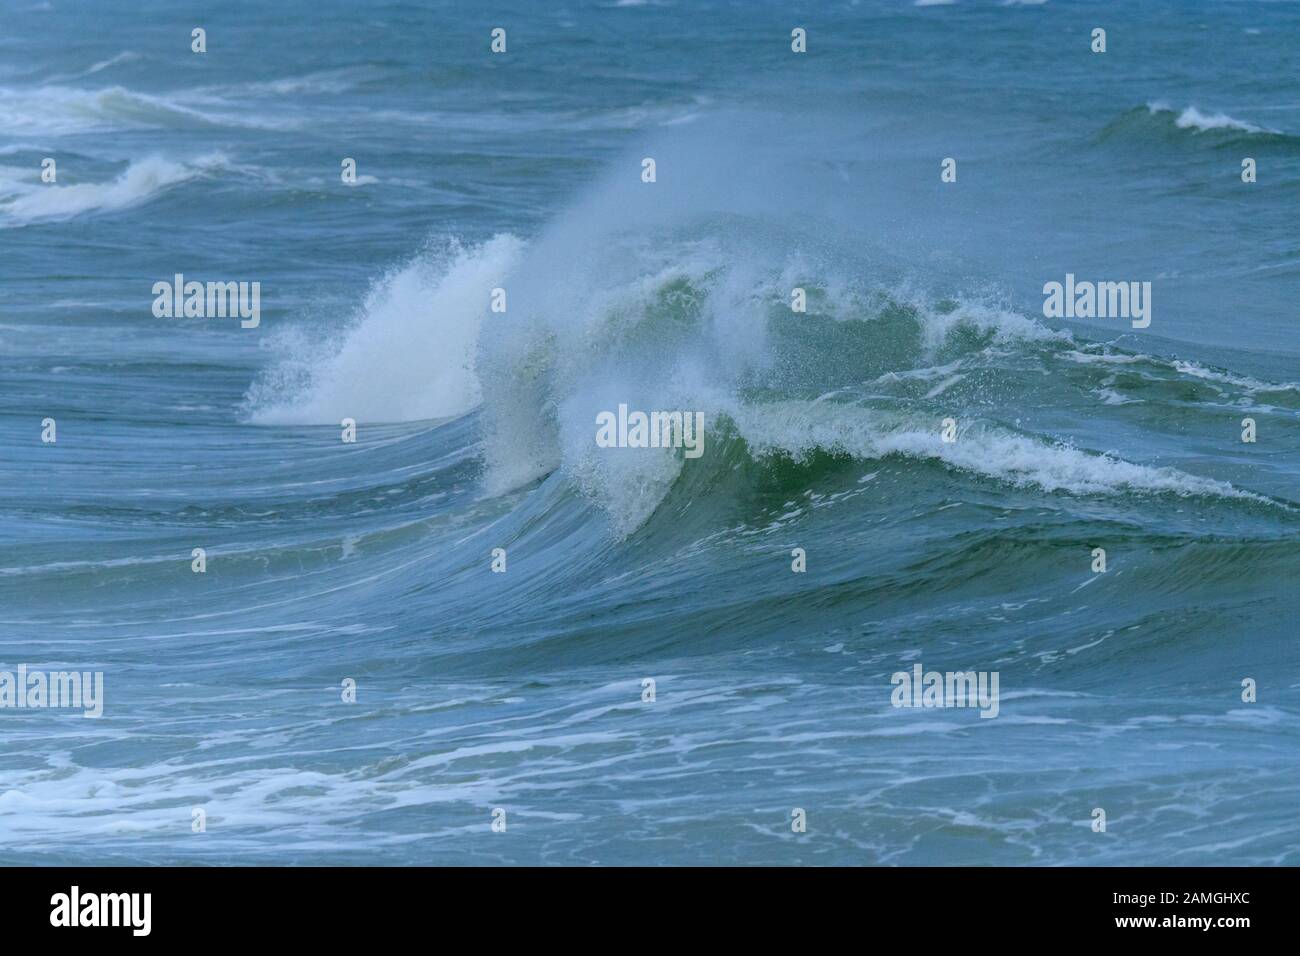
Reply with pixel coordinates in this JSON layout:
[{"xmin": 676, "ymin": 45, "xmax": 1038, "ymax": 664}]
[
  {"xmin": 1096, "ymin": 103, "xmax": 1299, "ymax": 151},
  {"xmin": 246, "ymin": 205, "xmax": 1296, "ymax": 539},
  {"xmin": 227, "ymin": 143, "xmax": 1300, "ymax": 731}
]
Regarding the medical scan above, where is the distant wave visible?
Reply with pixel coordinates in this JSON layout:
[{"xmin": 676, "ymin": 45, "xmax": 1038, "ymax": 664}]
[
  {"xmin": 0, "ymin": 153, "xmax": 227, "ymax": 225},
  {"xmin": 0, "ymin": 84, "xmax": 297, "ymax": 135},
  {"xmin": 1148, "ymin": 101, "xmax": 1279, "ymax": 135},
  {"xmin": 1095, "ymin": 103, "xmax": 1293, "ymax": 152}
]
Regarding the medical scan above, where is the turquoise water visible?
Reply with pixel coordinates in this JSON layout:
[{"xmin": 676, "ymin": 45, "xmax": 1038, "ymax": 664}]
[{"xmin": 1, "ymin": 0, "xmax": 1298, "ymax": 865}]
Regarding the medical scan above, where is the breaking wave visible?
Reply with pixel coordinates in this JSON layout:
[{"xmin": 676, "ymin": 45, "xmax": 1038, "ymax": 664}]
[
  {"xmin": 244, "ymin": 136, "xmax": 1292, "ymax": 535},
  {"xmin": 0, "ymin": 153, "xmax": 228, "ymax": 225}
]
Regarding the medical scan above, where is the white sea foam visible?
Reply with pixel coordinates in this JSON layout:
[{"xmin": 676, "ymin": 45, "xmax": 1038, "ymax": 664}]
[
  {"xmin": 1060, "ymin": 350, "xmax": 1144, "ymax": 366},
  {"xmin": 1170, "ymin": 359, "xmax": 1300, "ymax": 394},
  {"xmin": 1093, "ymin": 388, "xmax": 1137, "ymax": 405},
  {"xmin": 0, "ymin": 154, "xmax": 227, "ymax": 225},
  {"xmin": 909, "ymin": 294, "xmax": 1071, "ymax": 351},
  {"xmin": 1062, "ymin": 348, "xmax": 1300, "ymax": 394},
  {"xmin": 43, "ymin": 51, "xmax": 142, "ymax": 83},
  {"xmin": 1146, "ymin": 101, "xmax": 1278, "ymax": 135},
  {"xmin": 247, "ymin": 235, "xmax": 523, "ymax": 426},
  {"xmin": 1175, "ymin": 106, "xmax": 1272, "ymax": 134},
  {"xmin": 732, "ymin": 401, "xmax": 1269, "ymax": 504}
]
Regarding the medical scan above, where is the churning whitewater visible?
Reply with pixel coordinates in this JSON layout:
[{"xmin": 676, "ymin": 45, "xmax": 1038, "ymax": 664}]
[{"xmin": 2, "ymin": 0, "xmax": 1298, "ymax": 867}]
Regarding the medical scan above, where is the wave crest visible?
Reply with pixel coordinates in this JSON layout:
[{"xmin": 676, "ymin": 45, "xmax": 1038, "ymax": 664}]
[{"xmin": 0, "ymin": 153, "xmax": 227, "ymax": 225}]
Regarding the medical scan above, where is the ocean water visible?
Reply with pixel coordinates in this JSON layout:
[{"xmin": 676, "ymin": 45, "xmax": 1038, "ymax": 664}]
[{"xmin": 1, "ymin": 0, "xmax": 1298, "ymax": 865}]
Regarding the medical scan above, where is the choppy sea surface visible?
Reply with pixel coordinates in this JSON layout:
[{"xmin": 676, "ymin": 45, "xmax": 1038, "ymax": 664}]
[{"xmin": 1, "ymin": 0, "xmax": 1298, "ymax": 865}]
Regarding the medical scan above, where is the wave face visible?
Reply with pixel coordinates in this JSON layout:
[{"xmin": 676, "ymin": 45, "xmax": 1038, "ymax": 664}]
[
  {"xmin": 1096, "ymin": 103, "xmax": 1293, "ymax": 147},
  {"xmin": 3, "ymin": 0, "xmax": 1300, "ymax": 866},
  {"xmin": 248, "ymin": 210, "xmax": 1290, "ymax": 533}
]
